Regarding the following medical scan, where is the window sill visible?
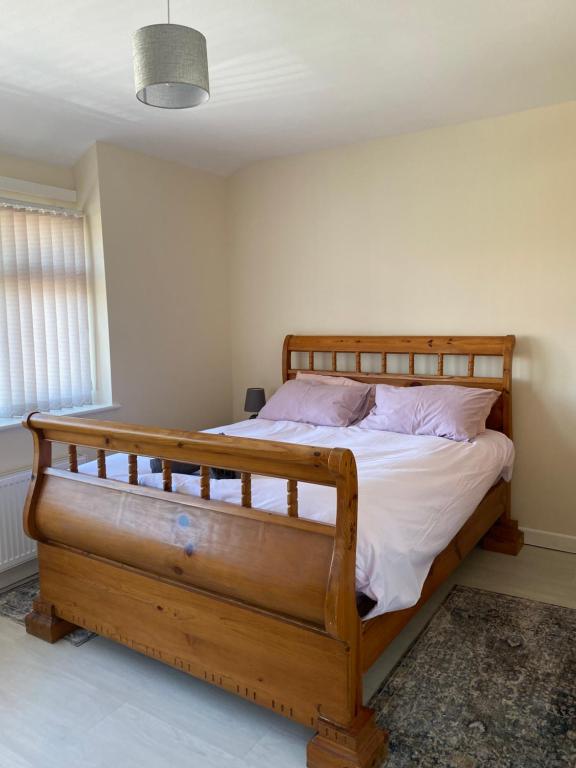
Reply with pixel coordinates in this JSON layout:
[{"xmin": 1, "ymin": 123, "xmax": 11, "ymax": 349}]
[{"xmin": 0, "ymin": 403, "xmax": 122, "ymax": 432}]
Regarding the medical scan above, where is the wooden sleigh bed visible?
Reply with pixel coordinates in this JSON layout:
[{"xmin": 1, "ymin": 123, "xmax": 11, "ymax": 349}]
[{"xmin": 22, "ymin": 335, "xmax": 523, "ymax": 768}]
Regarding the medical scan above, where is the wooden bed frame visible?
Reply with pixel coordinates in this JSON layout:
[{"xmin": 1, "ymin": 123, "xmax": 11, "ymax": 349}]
[{"xmin": 23, "ymin": 335, "xmax": 523, "ymax": 768}]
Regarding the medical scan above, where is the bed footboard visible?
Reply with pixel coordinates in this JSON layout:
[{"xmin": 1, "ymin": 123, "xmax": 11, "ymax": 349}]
[{"xmin": 23, "ymin": 413, "xmax": 388, "ymax": 768}]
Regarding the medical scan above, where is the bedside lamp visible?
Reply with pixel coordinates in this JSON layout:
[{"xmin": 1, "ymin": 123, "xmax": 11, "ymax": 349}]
[{"xmin": 244, "ymin": 387, "xmax": 266, "ymax": 419}]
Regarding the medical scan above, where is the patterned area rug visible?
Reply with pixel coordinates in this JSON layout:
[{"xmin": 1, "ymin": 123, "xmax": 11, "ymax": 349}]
[
  {"xmin": 0, "ymin": 577, "xmax": 95, "ymax": 647},
  {"xmin": 370, "ymin": 586, "xmax": 576, "ymax": 768}
]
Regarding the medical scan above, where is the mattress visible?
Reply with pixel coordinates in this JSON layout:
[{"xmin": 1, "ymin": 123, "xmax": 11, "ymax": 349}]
[{"xmin": 80, "ymin": 419, "xmax": 514, "ymax": 619}]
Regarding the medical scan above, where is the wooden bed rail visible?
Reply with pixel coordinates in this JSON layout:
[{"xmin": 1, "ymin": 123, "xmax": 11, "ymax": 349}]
[
  {"xmin": 23, "ymin": 412, "xmax": 360, "ymax": 641},
  {"xmin": 25, "ymin": 412, "xmax": 346, "ymax": 485}
]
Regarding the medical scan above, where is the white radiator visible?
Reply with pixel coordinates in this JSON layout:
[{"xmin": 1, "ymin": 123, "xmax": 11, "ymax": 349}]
[{"xmin": 0, "ymin": 456, "xmax": 85, "ymax": 573}]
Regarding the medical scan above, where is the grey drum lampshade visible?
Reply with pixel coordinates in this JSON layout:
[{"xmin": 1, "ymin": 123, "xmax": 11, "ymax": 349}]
[
  {"xmin": 133, "ymin": 24, "xmax": 209, "ymax": 109},
  {"xmin": 244, "ymin": 388, "xmax": 266, "ymax": 413}
]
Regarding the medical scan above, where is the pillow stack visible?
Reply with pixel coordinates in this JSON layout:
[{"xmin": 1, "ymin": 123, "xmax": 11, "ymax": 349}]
[{"xmin": 258, "ymin": 373, "xmax": 500, "ymax": 442}]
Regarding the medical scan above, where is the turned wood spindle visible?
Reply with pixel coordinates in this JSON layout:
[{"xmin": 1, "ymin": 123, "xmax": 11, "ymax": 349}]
[
  {"xmin": 287, "ymin": 479, "xmax": 298, "ymax": 517},
  {"xmin": 97, "ymin": 450, "xmax": 106, "ymax": 479},
  {"xmin": 308, "ymin": 351, "xmax": 314, "ymax": 371},
  {"xmin": 200, "ymin": 465, "xmax": 210, "ymax": 500},
  {"xmin": 408, "ymin": 352, "xmax": 415, "ymax": 375},
  {"xmin": 68, "ymin": 444, "xmax": 78, "ymax": 473},
  {"xmin": 331, "ymin": 351, "xmax": 337, "ymax": 371},
  {"xmin": 381, "ymin": 353, "xmax": 387, "ymax": 374},
  {"xmin": 437, "ymin": 353, "xmax": 444, "ymax": 376},
  {"xmin": 468, "ymin": 354, "xmax": 475, "ymax": 377},
  {"xmin": 162, "ymin": 460, "xmax": 172, "ymax": 492},
  {"xmin": 355, "ymin": 352, "xmax": 361, "ymax": 373},
  {"xmin": 128, "ymin": 454, "xmax": 138, "ymax": 485},
  {"xmin": 241, "ymin": 472, "xmax": 252, "ymax": 508}
]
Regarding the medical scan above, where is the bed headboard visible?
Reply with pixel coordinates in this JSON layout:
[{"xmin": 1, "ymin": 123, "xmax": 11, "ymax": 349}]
[{"xmin": 283, "ymin": 335, "xmax": 515, "ymax": 437}]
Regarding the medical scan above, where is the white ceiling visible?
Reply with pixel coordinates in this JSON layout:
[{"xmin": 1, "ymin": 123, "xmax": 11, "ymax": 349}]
[{"xmin": 2, "ymin": 0, "xmax": 576, "ymax": 175}]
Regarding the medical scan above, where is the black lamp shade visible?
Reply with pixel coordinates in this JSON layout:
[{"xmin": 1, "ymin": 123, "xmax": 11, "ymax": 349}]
[{"xmin": 244, "ymin": 387, "xmax": 266, "ymax": 413}]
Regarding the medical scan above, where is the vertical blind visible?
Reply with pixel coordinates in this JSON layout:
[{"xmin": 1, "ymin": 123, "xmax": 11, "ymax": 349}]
[{"xmin": 0, "ymin": 203, "xmax": 93, "ymax": 419}]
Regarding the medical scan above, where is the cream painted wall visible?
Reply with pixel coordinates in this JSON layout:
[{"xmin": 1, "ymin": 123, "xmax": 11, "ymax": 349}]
[
  {"xmin": 73, "ymin": 145, "xmax": 112, "ymax": 408},
  {"xmin": 0, "ymin": 151, "xmax": 73, "ymax": 190},
  {"xmin": 227, "ymin": 101, "xmax": 576, "ymax": 539},
  {"xmin": 93, "ymin": 142, "xmax": 232, "ymax": 432}
]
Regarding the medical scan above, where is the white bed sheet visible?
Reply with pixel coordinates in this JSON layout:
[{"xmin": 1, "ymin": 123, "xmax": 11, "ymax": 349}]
[{"xmin": 80, "ymin": 419, "xmax": 514, "ymax": 619}]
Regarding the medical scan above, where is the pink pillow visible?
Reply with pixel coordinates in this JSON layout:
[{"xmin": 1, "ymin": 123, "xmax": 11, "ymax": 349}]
[
  {"xmin": 258, "ymin": 379, "xmax": 372, "ymax": 427},
  {"xmin": 296, "ymin": 372, "xmax": 368, "ymax": 388},
  {"xmin": 357, "ymin": 384, "xmax": 500, "ymax": 442},
  {"xmin": 296, "ymin": 372, "xmax": 375, "ymax": 417}
]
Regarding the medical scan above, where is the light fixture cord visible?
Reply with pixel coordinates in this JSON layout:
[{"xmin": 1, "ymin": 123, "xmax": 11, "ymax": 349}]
[{"xmin": 167, "ymin": 0, "xmax": 170, "ymax": 24}]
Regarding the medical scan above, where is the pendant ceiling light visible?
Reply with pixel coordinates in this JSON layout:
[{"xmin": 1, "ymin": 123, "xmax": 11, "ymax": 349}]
[{"xmin": 133, "ymin": 0, "xmax": 209, "ymax": 109}]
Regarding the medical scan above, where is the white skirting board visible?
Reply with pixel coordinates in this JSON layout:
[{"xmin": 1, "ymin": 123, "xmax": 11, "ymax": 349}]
[{"xmin": 521, "ymin": 527, "xmax": 576, "ymax": 554}]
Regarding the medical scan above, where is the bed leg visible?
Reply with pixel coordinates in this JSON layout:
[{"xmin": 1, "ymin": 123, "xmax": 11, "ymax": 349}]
[
  {"xmin": 307, "ymin": 707, "xmax": 388, "ymax": 768},
  {"xmin": 25, "ymin": 598, "xmax": 78, "ymax": 643},
  {"xmin": 482, "ymin": 482, "xmax": 523, "ymax": 556},
  {"xmin": 482, "ymin": 517, "xmax": 524, "ymax": 555}
]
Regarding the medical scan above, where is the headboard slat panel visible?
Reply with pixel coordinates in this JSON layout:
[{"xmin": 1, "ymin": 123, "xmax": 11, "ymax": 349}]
[{"xmin": 283, "ymin": 335, "xmax": 515, "ymax": 437}]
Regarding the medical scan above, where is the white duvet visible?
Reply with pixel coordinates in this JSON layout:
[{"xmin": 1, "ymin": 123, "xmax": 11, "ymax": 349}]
[{"xmin": 81, "ymin": 419, "xmax": 514, "ymax": 619}]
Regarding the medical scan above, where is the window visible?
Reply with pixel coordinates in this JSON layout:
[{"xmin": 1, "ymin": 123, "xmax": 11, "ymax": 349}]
[{"xmin": 0, "ymin": 201, "xmax": 93, "ymax": 419}]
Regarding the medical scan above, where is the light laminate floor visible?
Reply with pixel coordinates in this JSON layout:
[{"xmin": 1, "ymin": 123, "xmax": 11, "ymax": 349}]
[{"xmin": 0, "ymin": 545, "xmax": 575, "ymax": 768}]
